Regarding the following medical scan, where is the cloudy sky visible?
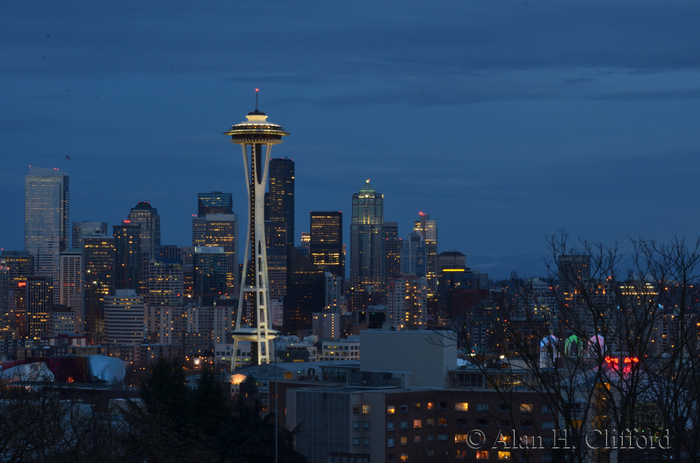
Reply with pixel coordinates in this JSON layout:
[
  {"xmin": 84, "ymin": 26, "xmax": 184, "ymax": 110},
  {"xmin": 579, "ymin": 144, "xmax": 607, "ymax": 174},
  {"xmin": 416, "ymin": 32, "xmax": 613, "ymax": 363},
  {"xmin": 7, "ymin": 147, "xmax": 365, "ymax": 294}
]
[{"xmin": 3, "ymin": 0, "xmax": 700, "ymax": 278}]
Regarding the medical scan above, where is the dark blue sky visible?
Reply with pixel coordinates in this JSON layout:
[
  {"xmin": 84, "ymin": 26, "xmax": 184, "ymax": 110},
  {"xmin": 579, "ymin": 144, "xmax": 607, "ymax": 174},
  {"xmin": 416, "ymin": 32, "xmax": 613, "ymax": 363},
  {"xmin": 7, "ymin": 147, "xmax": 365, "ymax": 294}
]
[{"xmin": 3, "ymin": 0, "xmax": 700, "ymax": 279}]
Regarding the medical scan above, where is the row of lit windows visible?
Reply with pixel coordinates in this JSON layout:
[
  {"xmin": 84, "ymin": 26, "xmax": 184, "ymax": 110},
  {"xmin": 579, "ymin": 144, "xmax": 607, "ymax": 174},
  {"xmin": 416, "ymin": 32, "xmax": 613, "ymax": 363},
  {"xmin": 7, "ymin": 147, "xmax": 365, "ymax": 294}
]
[
  {"xmin": 387, "ymin": 402, "xmax": 469, "ymax": 414},
  {"xmin": 387, "ymin": 450, "xmax": 514, "ymax": 461},
  {"xmin": 387, "ymin": 403, "xmax": 544, "ymax": 415}
]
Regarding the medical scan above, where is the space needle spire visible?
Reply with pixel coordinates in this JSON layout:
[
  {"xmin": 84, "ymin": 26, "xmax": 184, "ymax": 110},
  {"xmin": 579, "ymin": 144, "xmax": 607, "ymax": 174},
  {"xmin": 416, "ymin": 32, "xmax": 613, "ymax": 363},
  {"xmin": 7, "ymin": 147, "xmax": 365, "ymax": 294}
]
[{"xmin": 224, "ymin": 90, "xmax": 289, "ymax": 369}]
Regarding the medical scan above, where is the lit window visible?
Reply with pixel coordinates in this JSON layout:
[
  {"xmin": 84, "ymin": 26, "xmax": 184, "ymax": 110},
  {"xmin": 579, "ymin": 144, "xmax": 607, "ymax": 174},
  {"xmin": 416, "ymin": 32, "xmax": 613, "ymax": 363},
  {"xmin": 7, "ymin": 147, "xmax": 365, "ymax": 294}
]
[
  {"xmin": 455, "ymin": 450, "xmax": 468, "ymax": 459},
  {"xmin": 455, "ymin": 402, "xmax": 469, "ymax": 412},
  {"xmin": 414, "ymin": 402, "xmax": 421, "ymax": 411},
  {"xmin": 519, "ymin": 404, "xmax": 533, "ymax": 413},
  {"xmin": 400, "ymin": 454, "xmax": 408, "ymax": 462},
  {"xmin": 498, "ymin": 451, "xmax": 511, "ymax": 460},
  {"xmin": 387, "ymin": 405, "xmax": 396, "ymax": 415},
  {"xmin": 427, "ymin": 402, "xmax": 435, "ymax": 410},
  {"xmin": 362, "ymin": 404, "xmax": 371, "ymax": 414},
  {"xmin": 400, "ymin": 437, "xmax": 408, "ymax": 446},
  {"xmin": 455, "ymin": 434, "xmax": 468, "ymax": 443},
  {"xmin": 438, "ymin": 418, "xmax": 448, "ymax": 427},
  {"xmin": 413, "ymin": 419, "xmax": 422, "ymax": 429},
  {"xmin": 476, "ymin": 450, "xmax": 489, "ymax": 459}
]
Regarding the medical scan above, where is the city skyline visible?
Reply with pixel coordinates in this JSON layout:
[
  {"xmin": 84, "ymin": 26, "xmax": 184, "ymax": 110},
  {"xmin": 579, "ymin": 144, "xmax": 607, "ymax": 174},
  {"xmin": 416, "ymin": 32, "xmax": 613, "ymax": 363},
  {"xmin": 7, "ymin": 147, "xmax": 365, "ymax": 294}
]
[{"xmin": 4, "ymin": 1, "xmax": 700, "ymax": 279}]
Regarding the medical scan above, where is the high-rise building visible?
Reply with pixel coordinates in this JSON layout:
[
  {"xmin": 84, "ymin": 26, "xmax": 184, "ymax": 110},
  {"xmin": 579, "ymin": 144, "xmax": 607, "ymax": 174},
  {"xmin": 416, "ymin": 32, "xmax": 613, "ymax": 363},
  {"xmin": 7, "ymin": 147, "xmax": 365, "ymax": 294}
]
[
  {"xmin": 83, "ymin": 236, "xmax": 114, "ymax": 342},
  {"xmin": 26, "ymin": 276, "xmax": 53, "ymax": 338},
  {"xmin": 113, "ymin": 224, "xmax": 141, "ymax": 291},
  {"xmin": 400, "ymin": 232, "xmax": 426, "ymax": 277},
  {"xmin": 309, "ymin": 211, "xmax": 344, "ymax": 280},
  {"xmin": 283, "ymin": 247, "xmax": 325, "ymax": 336},
  {"xmin": 104, "ymin": 289, "xmax": 145, "ymax": 344},
  {"xmin": 265, "ymin": 157, "xmax": 294, "ymax": 249},
  {"xmin": 147, "ymin": 258, "xmax": 183, "ymax": 307},
  {"xmin": 414, "ymin": 213, "xmax": 437, "ymax": 295},
  {"xmin": 126, "ymin": 202, "xmax": 161, "ymax": 258},
  {"xmin": 24, "ymin": 167, "xmax": 69, "ymax": 288},
  {"xmin": 192, "ymin": 246, "xmax": 228, "ymax": 306},
  {"xmin": 192, "ymin": 203, "xmax": 239, "ymax": 296},
  {"xmin": 72, "ymin": 221, "xmax": 107, "ymax": 249},
  {"xmin": 126, "ymin": 201, "xmax": 161, "ymax": 295},
  {"xmin": 58, "ymin": 249, "xmax": 82, "ymax": 333},
  {"xmin": 0, "ymin": 251, "xmax": 34, "ymax": 317},
  {"xmin": 350, "ymin": 180, "xmax": 384, "ymax": 296},
  {"xmin": 197, "ymin": 191, "xmax": 233, "ymax": 216},
  {"xmin": 388, "ymin": 275, "xmax": 428, "ymax": 330},
  {"xmin": 224, "ymin": 97, "xmax": 288, "ymax": 367},
  {"xmin": 382, "ymin": 221, "xmax": 401, "ymax": 288}
]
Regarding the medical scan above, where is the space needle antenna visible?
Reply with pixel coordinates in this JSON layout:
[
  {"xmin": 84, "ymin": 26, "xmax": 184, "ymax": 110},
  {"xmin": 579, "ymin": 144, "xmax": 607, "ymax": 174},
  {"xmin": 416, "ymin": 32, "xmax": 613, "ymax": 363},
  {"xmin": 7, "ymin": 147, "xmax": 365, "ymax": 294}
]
[{"xmin": 255, "ymin": 88, "xmax": 259, "ymax": 112}]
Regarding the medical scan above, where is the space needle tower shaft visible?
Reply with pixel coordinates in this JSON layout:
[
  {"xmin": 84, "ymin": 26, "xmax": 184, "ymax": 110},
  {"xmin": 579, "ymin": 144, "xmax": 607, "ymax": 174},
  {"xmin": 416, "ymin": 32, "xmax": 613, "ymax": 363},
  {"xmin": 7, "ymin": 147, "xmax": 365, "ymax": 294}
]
[{"xmin": 224, "ymin": 90, "xmax": 289, "ymax": 369}]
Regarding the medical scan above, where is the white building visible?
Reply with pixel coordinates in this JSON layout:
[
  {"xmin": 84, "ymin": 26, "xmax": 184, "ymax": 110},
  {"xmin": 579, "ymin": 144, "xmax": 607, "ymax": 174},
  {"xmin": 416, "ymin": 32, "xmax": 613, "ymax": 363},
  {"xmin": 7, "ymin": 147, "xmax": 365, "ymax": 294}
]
[
  {"xmin": 387, "ymin": 276, "xmax": 427, "ymax": 330},
  {"xmin": 104, "ymin": 289, "xmax": 145, "ymax": 344}
]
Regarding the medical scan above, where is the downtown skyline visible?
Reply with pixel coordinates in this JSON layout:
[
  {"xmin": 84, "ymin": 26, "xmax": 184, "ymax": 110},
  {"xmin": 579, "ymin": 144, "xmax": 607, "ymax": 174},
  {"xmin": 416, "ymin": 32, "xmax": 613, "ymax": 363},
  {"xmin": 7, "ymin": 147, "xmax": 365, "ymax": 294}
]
[{"xmin": 4, "ymin": 0, "xmax": 700, "ymax": 279}]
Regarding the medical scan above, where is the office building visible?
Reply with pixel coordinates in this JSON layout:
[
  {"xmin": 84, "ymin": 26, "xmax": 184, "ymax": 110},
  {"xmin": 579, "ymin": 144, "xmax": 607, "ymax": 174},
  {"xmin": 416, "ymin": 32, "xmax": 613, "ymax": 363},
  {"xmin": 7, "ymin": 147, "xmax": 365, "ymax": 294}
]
[
  {"xmin": 26, "ymin": 276, "xmax": 53, "ymax": 338},
  {"xmin": 310, "ymin": 211, "xmax": 344, "ymax": 280},
  {"xmin": 382, "ymin": 221, "xmax": 401, "ymax": 288},
  {"xmin": 192, "ymin": 205, "xmax": 239, "ymax": 296},
  {"xmin": 83, "ymin": 236, "xmax": 114, "ymax": 342},
  {"xmin": 387, "ymin": 276, "xmax": 428, "ymax": 331},
  {"xmin": 58, "ymin": 249, "xmax": 82, "ymax": 332},
  {"xmin": 283, "ymin": 247, "xmax": 325, "ymax": 336},
  {"xmin": 192, "ymin": 246, "xmax": 228, "ymax": 305},
  {"xmin": 147, "ymin": 258, "xmax": 183, "ymax": 307},
  {"xmin": 104, "ymin": 289, "xmax": 145, "ymax": 344},
  {"xmin": 24, "ymin": 167, "xmax": 69, "ymax": 287},
  {"xmin": 72, "ymin": 221, "xmax": 107, "ymax": 248},
  {"xmin": 414, "ymin": 213, "xmax": 437, "ymax": 295},
  {"xmin": 49, "ymin": 305, "xmax": 75, "ymax": 335},
  {"xmin": 126, "ymin": 201, "xmax": 161, "ymax": 259},
  {"xmin": 224, "ymin": 97, "xmax": 288, "ymax": 367},
  {"xmin": 197, "ymin": 191, "xmax": 233, "ymax": 216},
  {"xmin": 113, "ymin": 224, "xmax": 141, "ymax": 291},
  {"xmin": 265, "ymin": 157, "xmax": 295, "ymax": 249},
  {"xmin": 350, "ymin": 180, "xmax": 384, "ymax": 295}
]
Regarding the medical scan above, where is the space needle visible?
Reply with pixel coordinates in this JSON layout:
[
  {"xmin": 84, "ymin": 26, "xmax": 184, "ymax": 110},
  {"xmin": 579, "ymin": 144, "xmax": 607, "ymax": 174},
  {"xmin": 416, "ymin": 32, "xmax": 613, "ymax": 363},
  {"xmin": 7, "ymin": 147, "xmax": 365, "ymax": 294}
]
[{"xmin": 224, "ymin": 90, "xmax": 289, "ymax": 369}]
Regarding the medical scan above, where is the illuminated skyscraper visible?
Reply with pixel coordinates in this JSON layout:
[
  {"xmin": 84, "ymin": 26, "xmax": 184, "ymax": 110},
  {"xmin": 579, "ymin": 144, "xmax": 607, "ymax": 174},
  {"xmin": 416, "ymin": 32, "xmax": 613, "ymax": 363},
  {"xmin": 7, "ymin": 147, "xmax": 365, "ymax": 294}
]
[
  {"xmin": 310, "ymin": 211, "xmax": 344, "ymax": 280},
  {"xmin": 126, "ymin": 201, "xmax": 161, "ymax": 295},
  {"xmin": 59, "ymin": 249, "xmax": 82, "ymax": 332},
  {"xmin": 382, "ymin": 221, "xmax": 401, "ymax": 288},
  {"xmin": 24, "ymin": 167, "xmax": 69, "ymax": 287},
  {"xmin": 198, "ymin": 191, "xmax": 233, "ymax": 216},
  {"xmin": 350, "ymin": 180, "xmax": 384, "ymax": 295},
  {"xmin": 414, "ymin": 213, "xmax": 437, "ymax": 295},
  {"xmin": 126, "ymin": 202, "xmax": 161, "ymax": 258},
  {"xmin": 224, "ymin": 93, "xmax": 288, "ymax": 367},
  {"xmin": 113, "ymin": 224, "xmax": 141, "ymax": 291},
  {"xmin": 265, "ymin": 157, "xmax": 294, "ymax": 249},
  {"xmin": 72, "ymin": 221, "xmax": 107, "ymax": 248},
  {"xmin": 192, "ymin": 192, "xmax": 239, "ymax": 296},
  {"xmin": 83, "ymin": 236, "xmax": 114, "ymax": 342},
  {"xmin": 26, "ymin": 276, "xmax": 53, "ymax": 338},
  {"xmin": 388, "ymin": 275, "xmax": 428, "ymax": 330}
]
